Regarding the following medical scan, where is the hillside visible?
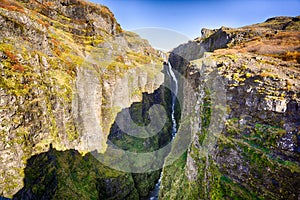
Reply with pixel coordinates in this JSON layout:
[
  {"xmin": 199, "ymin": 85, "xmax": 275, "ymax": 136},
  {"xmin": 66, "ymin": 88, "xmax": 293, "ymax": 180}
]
[
  {"xmin": 160, "ymin": 16, "xmax": 300, "ymax": 200},
  {"xmin": 0, "ymin": 0, "xmax": 165, "ymax": 198},
  {"xmin": 0, "ymin": 0, "xmax": 299, "ymax": 199}
]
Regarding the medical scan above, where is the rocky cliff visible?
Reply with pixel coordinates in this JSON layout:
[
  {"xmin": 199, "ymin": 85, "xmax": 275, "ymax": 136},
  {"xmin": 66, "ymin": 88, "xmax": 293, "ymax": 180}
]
[
  {"xmin": 0, "ymin": 0, "xmax": 165, "ymax": 198},
  {"xmin": 160, "ymin": 16, "xmax": 300, "ymax": 199},
  {"xmin": 1, "ymin": 1, "xmax": 300, "ymax": 199}
]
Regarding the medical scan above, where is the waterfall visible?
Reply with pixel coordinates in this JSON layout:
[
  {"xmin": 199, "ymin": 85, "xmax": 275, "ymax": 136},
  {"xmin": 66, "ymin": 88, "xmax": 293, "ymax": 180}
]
[
  {"xmin": 168, "ymin": 62, "xmax": 178, "ymax": 96},
  {"xmin": 149, "ymin": 61, "xmax": 178, "ymax": 200},
  {"xmin": 168, "ymin": 62, "xmax": 178, "ymax": 139}
]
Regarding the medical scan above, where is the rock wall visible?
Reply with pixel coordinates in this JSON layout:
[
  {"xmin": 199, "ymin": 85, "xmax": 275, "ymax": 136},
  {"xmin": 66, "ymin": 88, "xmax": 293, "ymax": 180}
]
[
  {"xmin": 0, "ymin": 0, "xmax": 164, "ymax": 197},
  {"xmin": 160, "ymin": 16, "xmax": 300, "ymax": 199},
  {"xmin": 13, "ymin": 148, "xmax": 139, "ymax": 200}
]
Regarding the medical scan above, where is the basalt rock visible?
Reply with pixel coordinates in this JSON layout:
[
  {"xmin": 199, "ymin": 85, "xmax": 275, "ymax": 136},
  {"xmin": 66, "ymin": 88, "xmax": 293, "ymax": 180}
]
[
  {"xmin": 160, "ymin": 16, "xmax": 300, "ymax": 200},
  {"xmin": 0, "ymin": 0, "xmax": 164, "ymax": 197}
]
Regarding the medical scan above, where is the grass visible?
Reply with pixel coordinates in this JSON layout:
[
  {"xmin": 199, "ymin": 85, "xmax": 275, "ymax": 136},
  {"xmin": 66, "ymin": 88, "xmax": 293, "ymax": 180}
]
[
  {"xmin": 0, "ymin": 0, "xmax": 25, "ymax": 13},
  {"xmin": 0, "ymin": 0, "xmax": 163, "ymax": 197},
  {"xmin": 219, "ymin": 175, "xmax": 261, "ymax": 200}
]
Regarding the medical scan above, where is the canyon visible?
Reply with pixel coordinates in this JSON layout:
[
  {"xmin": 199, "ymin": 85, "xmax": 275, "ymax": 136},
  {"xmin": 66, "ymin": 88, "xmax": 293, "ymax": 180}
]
[{"xmin": 0, "ymin": 0, "xmax": 299, "ymax": 199}]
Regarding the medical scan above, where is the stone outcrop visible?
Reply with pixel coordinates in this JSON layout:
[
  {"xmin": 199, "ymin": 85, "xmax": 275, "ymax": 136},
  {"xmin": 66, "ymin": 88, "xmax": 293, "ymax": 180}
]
[
  {"xmin": 1, "ymin": 0, "xmax": 300, "ymax": 199},
  {"xmin": 0, "ymin": 0, "xmax": 164, "ymax": 197},
  {"xmin": 160, "ymin": 16, "xmax": 300, "ymax": 199}
]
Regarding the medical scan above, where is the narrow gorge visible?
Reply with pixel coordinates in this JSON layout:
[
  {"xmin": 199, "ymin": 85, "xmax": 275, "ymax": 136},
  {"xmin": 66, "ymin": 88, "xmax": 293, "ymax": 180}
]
[
  {"xmin": 148, "ymin": 61, "xmax": 179, "ymax": 200},
  {"xmin": 160, "ymin": 17, "xmax": 300, "ymax": 199},
  {"xmin": 0, "ymin": 0, "xmax": 299, "ymax": 200}
]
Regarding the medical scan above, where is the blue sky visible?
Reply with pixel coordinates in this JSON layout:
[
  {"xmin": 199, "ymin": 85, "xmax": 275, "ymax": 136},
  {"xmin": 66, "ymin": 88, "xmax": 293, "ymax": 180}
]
[{"xmin": 93, "ymin": 0, "xmax": 300, "ymax": 50}]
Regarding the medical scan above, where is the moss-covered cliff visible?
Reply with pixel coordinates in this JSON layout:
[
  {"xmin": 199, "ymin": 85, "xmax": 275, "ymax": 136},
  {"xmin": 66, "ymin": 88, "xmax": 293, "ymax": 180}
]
[
  {"xmin": 160, "ymin": 16, "xmax": 300, "ymax": 200},
  {"xmin": 1, "ymin": 1, "xmax": 299, "ymax": 199},
  {"xmin": 0, "ymin": 0, "xmax": 165, "ymax": 198},
  {"xmin": 107, "ymin": 82, "xmax": 173, "ymax": 198},
  {"xmin": 13, "ymin": 147, "xmax": 139, "ymax": 200}
]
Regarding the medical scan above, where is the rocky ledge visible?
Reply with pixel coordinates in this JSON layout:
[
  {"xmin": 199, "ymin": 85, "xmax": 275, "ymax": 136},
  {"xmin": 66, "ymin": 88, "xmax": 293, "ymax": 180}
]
[
  {"xmin": 0, "ymin": 0, "xmax": 164, "ymax": 197},
  {"xmin": 160, "ymin": 16, "xmax": 300, "ymax": 200}
]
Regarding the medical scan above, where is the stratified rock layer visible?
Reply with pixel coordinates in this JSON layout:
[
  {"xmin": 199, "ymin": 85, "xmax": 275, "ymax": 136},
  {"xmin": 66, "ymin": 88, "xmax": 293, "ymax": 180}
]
[
  {"xmin": 0, "ymin": 0, "xmax": 164, "ymax": 197},
  {"xmin": 160, "ymin": 16, "xmax": 300, "ymax": 200}
]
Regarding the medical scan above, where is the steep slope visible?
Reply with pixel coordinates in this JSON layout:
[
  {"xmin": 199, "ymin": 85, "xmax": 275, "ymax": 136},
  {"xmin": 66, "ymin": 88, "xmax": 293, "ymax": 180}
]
[
  {"xmin": 13, "ymin": 147, "xmax": 139, "ymax": 200},
  {"xmin": 160, "ymin": 16, "xmax": 300, "ymax": 199},
  {"xmin": 12, "ymin": 84, "xmax": 173, "ymax": 200},
  {"xmin": 0, "ymin": 0, "xmax": 165, "ymax": 197}
]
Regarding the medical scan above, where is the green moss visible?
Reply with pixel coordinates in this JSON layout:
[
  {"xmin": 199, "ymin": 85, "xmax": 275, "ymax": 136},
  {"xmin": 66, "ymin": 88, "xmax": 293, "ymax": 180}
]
[
  {"xmin": 218, "ymin": 175, "xmax": 261, "ymax": 200},
  {"xmin": 225, "ymin": 118, "xmax": 288, "ymax": 151},
  {"xmin": 201, "ymin": 89, "xmax": 212, "ymax": 129},
  {"xmin": 160, "ymin": 152, "xmax": 189, "ymax": 200},
  {"xmin": 15, "ymin": 148, "xmax": 138, "ymax": 200},
  {"xmin": 225, "ymin": 118, "xmax": 241, "ymax": 136},
  {"xmin": 231, "ymin": 72, "xmax": 246, "ymax": 83},
  {"xmin": 66, "ymin": 121, "xmax": 78, "ymax": 141},
  {"xmin": 215, "ymin": 118, "xmax": 300, "ymax": 198},
  {"xmin": 224, "ymin": 54, "xmax": 238, "ymax": 62},
  {"xmin": 0, "ymin": 1, "xmax": 165, "ymax": 197}
]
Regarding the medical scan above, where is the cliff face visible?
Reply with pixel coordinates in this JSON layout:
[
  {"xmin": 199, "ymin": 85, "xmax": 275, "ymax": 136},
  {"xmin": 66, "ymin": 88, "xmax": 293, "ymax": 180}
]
[
  {"xmin": 0, "ymin": 0, "xmax": 164, "ymax": 197},
  {"xmin": 13, "ymin": 148, "xmax": 140, "ymax": 200},
  {"xmin": 1, "ymin": 1, "xmax": 300, "ymax": 199},
  {"xmin": 161, "ymin": 16, "xmax": 300, "ymax": 199}
]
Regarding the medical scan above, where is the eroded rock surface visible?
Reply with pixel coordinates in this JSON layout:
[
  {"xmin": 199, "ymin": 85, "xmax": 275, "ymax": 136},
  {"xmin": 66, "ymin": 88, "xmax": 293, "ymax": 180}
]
[
  {"xmin": 160, "ymin": 16, "xmax": 300, "ymax": 200},
  {"xmin": 0, "ymin": 0, "xmax": 164, "ymax": 197}
]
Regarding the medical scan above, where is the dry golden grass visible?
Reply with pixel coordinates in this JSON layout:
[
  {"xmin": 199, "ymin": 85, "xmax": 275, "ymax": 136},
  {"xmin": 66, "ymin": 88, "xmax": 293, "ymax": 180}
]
[
  {"xmin": 0, "ymin": 0, "xmax": 25, "ymax": 13},
  {"xmin": 219, "ymin": 31, "xmax": 300, "ymax": 63},
  {"xmin": 4, "ymin": 50, "xmax": 17, "ymax": 62},
  {"xmin": 267, "ymin": 51, "xmax": 300, "ymax": 63},
  {"xmin": 240, "ymin": 32, "xmax": 299, "ymax": 53},
  {"xmin": 37, "ymin": 18, "xmax": 50, "ymax": 28},
  {"xmin": 44, "ymin": 1, "xmax": 54, "ymax": 7},
  {"xmin": 214, "ymin": 48, "xmax": 239, "ymax": 55},
  {"xmin": 12, "ymin": 63, "xmax": 25, "ymax": 72}
]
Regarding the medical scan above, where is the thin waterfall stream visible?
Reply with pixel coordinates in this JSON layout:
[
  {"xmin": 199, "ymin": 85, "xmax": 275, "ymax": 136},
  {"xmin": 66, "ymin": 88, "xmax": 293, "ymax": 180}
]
[
  {"xmin": 168, "ymin": 62, "xmax": 178, "ymax": 139},
  {"xmin": 149, "ymin": 61, "xmax": 178, "ymax": 200}
]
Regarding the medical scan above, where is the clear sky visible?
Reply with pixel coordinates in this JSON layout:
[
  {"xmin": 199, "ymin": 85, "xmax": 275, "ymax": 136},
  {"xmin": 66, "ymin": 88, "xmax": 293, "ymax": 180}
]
[{"xmin": 92, "ymin": 0, "xmax": 300, "ymax": 50}]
